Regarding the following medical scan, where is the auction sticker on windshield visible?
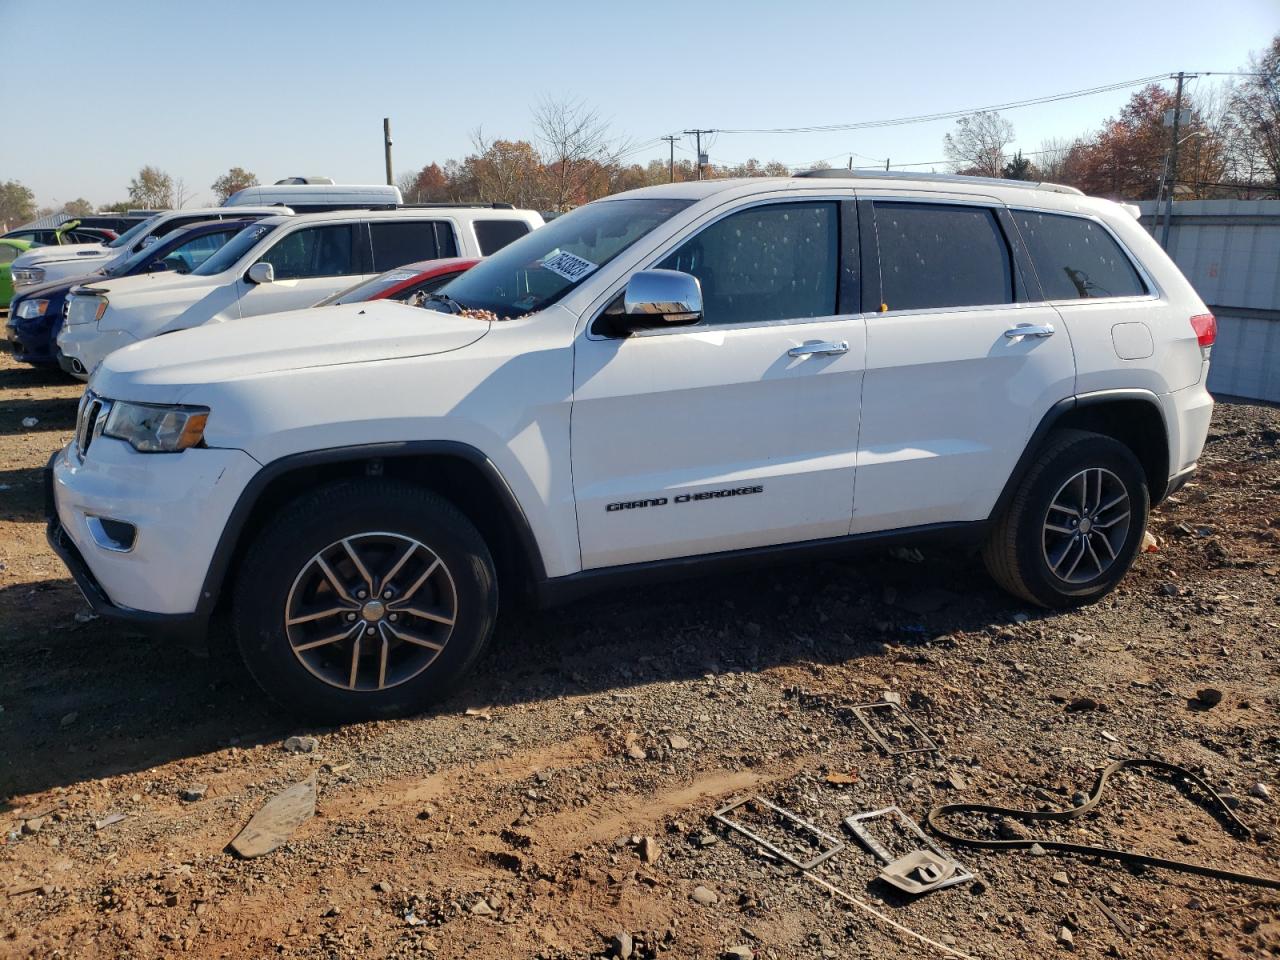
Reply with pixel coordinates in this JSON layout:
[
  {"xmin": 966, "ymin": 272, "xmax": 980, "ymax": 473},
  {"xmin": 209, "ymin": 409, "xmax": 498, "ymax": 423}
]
[{"xmin": 540, "ymin": 251, "xmax": 598, "ymax": 283}]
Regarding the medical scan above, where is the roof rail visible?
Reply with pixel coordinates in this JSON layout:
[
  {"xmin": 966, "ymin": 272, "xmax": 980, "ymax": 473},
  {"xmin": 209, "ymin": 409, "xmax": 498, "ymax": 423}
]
[
  {"xmin": 398, "ymin": 202, "xmax": 517, "ymax": 210},
  {"xmin": 794, "ymin": 168, "xmax": 1084, "ymax": 196}
]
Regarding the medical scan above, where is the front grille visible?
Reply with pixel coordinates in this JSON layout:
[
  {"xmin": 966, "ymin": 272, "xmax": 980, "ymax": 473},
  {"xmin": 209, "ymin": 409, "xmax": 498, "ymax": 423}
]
[{"xmin": 74, "ymin": 392, "xmax": 112, "ymax": 460}]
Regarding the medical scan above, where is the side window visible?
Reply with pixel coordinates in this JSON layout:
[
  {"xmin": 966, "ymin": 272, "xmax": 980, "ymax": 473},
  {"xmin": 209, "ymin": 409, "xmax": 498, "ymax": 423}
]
[
  {"xmin": 656, "ymin": 201, "xmax": 838, "ymax": 326},
  {"xmin": 874, "ymin": 202, "xmax": 1012, "ymax": 312},
  {"xmin": 1013, "ymin": 211, "xmax": 1146, "ymax": 299},
  {"xmin": 0, "ymin": 246, "xmax": 18, "ymax": 265},
  {"xmin": 474, "ymin": 219, "xmax": 530, "ymax": 256},
  {"xmin": 260, "ymin": 225, "xmax": 358, "ymax": 280},
  {"xmin": 369, "ymin": 220, "xmax": 442, "ymax": 272}
]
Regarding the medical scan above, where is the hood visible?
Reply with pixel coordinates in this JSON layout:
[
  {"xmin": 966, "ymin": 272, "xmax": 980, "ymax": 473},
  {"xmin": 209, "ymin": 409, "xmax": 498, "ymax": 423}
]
[
  {"xmin": 87, "ymin": 271, "xmax": 216, "ymax": 325},
  {"xmin": 15, "ymin": 245, "xmax": 111, "ymax": 270},
  {"xmin": 90, "ymin": 302, "xmax": 493, "ymax": 399}
]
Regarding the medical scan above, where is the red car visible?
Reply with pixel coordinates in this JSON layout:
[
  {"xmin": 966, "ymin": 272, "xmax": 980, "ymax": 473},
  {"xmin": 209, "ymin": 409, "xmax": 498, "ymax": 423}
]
[{"xmin": 316, "ymin": 257, "xmax": 480, "ymax": 307}]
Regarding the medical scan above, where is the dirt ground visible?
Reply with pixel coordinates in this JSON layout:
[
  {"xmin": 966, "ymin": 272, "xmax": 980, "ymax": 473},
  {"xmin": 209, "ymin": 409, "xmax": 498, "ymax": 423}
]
[{"xmin": 0, "ymin": 348, "xmax": 1277, "ymax": 960}]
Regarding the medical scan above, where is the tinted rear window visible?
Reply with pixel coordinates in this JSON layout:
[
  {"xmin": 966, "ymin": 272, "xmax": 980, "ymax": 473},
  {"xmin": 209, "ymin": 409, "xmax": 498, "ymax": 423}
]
[
  {"xmin": 474, "ymin": 219, "xmax": 531, "ymax": 256},
  {"xmin": 370, "ymin": 220, "xmax": 456, "ymax": 271},
  {"xmin": 1013, "ymin": 211, "xmax": 1146, "ymax": 299},
  {"xmin": 874, "ymin": 202, "xmax": 1012, "ymax": 312}
]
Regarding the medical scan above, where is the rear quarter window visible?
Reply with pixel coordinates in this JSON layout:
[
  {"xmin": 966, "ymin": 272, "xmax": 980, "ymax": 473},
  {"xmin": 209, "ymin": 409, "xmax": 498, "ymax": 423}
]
[
  {"xmin": 1013, "ymin": 211, "xmax": 1146, "ymax": 299},
  {"xmin": 473, "ymin": 219, "xmax": 532, "ymax": 256}
]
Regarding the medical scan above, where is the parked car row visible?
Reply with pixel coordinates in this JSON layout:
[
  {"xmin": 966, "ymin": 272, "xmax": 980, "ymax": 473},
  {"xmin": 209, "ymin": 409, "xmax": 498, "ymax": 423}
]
[
  {"xmin": 40, "ymin": 170, "xmax": 1216, "ymax": 722},
  {"xmin": 5, "ymin": 182, "xmax": 543, "ymax": 375}
]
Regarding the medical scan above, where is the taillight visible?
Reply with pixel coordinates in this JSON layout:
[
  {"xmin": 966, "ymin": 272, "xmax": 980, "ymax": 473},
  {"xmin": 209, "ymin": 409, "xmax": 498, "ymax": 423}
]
[{"xmin": 1190, "ymin": 313, "xmax": 1216, "ymax": 349}]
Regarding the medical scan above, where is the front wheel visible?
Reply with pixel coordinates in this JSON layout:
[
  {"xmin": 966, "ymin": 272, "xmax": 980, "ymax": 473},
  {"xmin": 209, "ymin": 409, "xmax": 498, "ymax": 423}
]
[
  {"xmin": 232, "ymin": 479, "xmax": 497, "ymax": 721},
  {"xmin": 984, "ymin": 430, "xmax": 1149, "ymax": 608}
]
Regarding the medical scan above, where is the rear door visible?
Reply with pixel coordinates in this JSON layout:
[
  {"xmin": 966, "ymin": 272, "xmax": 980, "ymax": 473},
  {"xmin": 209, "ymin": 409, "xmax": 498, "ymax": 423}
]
[
  {"xmin": 236, "ymin": 223, "xmax": 368, "ymax": 316},
  {"xmin": 851, "ymin": 192, "xmax": 1075, "ymax": 533}
]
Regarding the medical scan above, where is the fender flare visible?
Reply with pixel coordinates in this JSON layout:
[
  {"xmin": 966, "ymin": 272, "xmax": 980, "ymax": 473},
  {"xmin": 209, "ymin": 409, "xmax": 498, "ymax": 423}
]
[
  {"xmin": 193, "ymin": 440, "xmax": 547, "ymax": 617},
  {"xmin": 988, "ymin": 389, "xmax": 1169, "ymax": 522}
]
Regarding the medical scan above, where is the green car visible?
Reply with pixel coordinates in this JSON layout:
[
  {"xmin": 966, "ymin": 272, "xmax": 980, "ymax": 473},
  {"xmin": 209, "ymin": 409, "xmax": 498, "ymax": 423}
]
[{"xmin": 0, "ymin": 238, "xmax": 33, "ymax": 309}]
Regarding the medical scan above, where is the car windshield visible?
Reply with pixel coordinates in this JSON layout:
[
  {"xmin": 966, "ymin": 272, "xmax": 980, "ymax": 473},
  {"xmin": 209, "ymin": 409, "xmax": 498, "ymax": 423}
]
[
  {"xmin": 317, "ymin": 267, "xmax": 423, "ymax": 307},
  {"xmin": 106, "ymin": 217, "xmax": 157, "ymax": 249},
  {"xmin": 191, "ymin": 222, "xmax": 277, "ymax": 276},
  {"xmin": 437, "ymin": 198, "xmax": 693, "ymax": 317}
]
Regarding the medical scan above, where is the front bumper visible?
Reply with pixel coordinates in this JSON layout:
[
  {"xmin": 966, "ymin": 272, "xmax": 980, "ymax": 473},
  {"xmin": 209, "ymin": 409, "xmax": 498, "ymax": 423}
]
[
  {"xmin": 45, "ymin": 439, "xmax": 262, "ymax": 634},
  {"xmin": 5, "ymin": 311, "xmax": 60, "ymax": 365},
  {"xmin": 57, "ymin": 323, "xmax": 135, "ymax": 380}
]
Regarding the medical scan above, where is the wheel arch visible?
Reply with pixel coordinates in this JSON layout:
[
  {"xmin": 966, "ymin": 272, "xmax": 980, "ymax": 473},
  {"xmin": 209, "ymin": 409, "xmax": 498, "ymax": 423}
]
[
  {"xmin": 991, "ymin": 391, "xmax": 1172, "ymax": 523},
  {"xmin": 198, "ymin": 442, "xmax": 547, "ymax": 620}
]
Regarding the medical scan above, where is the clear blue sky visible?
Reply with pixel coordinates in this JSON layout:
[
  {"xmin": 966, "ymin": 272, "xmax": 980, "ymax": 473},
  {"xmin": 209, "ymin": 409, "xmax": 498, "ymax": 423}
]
[{"xmin": 2, "ymin": 0, "xmax": 1275, "ymax": 208}]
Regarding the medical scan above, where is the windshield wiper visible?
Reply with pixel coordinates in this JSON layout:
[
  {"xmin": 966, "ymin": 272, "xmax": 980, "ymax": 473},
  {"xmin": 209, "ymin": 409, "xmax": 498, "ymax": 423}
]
[{"xmin": 419, "ymin": 292, "xmax": 466, "ymax": 314}]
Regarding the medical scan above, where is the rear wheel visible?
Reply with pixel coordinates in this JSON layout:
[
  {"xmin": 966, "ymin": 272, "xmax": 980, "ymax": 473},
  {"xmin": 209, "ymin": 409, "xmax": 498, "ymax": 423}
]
[
  {"xmin": 984, "ymin": 430, "xmax": 1149, "ymax": 608},
  {"xmin": 232, "ymin": 479, "xmax": 497, "ymax": 721}
]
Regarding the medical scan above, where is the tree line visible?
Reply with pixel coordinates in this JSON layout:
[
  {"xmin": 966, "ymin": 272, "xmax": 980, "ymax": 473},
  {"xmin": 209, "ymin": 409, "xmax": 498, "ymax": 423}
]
[{"xmin": 2, "ymin": 36, "xmax": 1275, "ymax": 230}]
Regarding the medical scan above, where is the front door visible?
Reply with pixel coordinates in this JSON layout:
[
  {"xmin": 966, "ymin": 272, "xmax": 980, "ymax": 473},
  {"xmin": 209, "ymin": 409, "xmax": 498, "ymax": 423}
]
[
  {"xmin": 851, "ymin": 195, "xmax": 1076, "ymax": 533},
  {"xmin": 571, "ymin": 198, "xmax": 867, "ymax": 570}
]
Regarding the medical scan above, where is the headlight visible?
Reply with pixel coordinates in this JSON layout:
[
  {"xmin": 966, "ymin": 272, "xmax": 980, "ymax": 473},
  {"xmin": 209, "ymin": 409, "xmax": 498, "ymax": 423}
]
[
  {"xmin": 67, "ymin": 294, "xmax": 108, "ymax": 326},
  {"xmin": 102, "ymin": 401, "xmax": 210, "ymax": 453},
  {"xmin": 12, "ymin": 267, "xmax": 45, "ymax": 286},
  {"xmin": 16, "ymin": 299, "xmax": 49, "ymax": 320}
]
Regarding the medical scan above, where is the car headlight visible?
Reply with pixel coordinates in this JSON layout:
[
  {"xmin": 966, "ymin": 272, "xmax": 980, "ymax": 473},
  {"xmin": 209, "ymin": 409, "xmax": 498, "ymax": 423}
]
[
  {"xmin": 12, "ymin": 267, "xmax": 45, "ymax": 286},
  {"xmin": 102, "ymin": 401, "xmax": 210, "ymax": 453},
  {"xmin": 16, "ymin": 299, "xmax": 49, "ymax": 320},
  {"xmin": 67, "ymin": 294, "xmax": 108, "ymax": 326}
]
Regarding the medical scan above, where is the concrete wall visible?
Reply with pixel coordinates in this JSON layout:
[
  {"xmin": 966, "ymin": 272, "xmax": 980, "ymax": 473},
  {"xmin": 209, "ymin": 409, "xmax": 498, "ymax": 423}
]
[{"xmin": 1137, "ymin": 200, "xmax": 1280, "ymax": 403}]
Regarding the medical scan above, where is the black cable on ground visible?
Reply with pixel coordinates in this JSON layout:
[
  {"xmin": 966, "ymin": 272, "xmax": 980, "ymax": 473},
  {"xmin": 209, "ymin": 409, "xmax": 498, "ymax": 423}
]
[{"xmin": 925, "ymin": 757, "xmax": 1280, "ymax": 891}]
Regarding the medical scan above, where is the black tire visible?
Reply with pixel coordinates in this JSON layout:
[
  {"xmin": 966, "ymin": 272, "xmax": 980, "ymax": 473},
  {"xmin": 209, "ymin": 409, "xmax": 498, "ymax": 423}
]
[
  {"xmin": 983, "ymin": 429, "xmax": 1149, "ymax": 608},
  {"xmin": 231, "ymin": 479, "xmax": 497, "ymax": 722}
]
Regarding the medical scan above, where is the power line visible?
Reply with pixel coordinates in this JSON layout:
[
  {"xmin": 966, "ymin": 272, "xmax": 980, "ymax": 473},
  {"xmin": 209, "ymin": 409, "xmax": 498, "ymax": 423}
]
[{"xmin": 707, "ymin": 73, "xmax": 1177, "ymax": 136}]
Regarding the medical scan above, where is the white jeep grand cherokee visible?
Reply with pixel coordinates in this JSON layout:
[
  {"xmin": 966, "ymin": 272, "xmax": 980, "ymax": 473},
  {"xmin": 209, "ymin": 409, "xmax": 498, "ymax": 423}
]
[{"xmin": 47, "ymin": 172, "xmax": 1216, "ymax": 721}]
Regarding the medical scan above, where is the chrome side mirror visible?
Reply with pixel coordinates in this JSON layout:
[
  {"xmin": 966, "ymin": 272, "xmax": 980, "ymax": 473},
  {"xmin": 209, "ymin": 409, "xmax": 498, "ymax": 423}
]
[
  {"xmin": 246, "ymin": 261, "xmax": 275, "ymax": 285},
  {"xmin": 623, "ymin": 269, "xmax": 702, "ymax": 326}
]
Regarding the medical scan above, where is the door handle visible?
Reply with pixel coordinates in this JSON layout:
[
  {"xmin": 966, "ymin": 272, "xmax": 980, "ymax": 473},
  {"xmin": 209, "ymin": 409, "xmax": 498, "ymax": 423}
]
[
  {"xmin": 788, "ymin": 340, "xmax": 849, "ymax": 358},
  {"xmin": 1004, "ymin": 323, "xmax": 1055, "ymax": 340}
]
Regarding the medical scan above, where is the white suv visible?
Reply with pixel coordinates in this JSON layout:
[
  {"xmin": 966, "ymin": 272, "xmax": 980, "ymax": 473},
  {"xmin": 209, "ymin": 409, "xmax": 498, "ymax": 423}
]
[
  {"xmin": 56, "ymin": 206, "xmax": 543, "ymax": 378},
  {"xmin": 46, "ymin": 172, "xmax": 1215, "ymax": 720},
  {"xmin": 10, "ymin": 207, "xmax": 295, "ymax": 292}
]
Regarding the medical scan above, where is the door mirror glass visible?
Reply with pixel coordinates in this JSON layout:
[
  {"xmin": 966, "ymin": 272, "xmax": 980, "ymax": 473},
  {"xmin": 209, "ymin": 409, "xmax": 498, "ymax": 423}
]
[
  {"xmin": 619, "ymin": 269, "xmax": 702, "ymax": 331},
  {"xmin": 247, "ymin": 261, "xmax": 275, "ymax": 285}
]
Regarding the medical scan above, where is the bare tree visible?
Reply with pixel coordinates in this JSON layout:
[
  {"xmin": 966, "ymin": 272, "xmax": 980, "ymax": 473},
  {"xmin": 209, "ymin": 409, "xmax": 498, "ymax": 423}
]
[
  {"xmin": 944, "ymin": 111, "xmax": 1016, "ymax": 177},
  {"xmin": 533, "ymin": 97, "xmax": 629, "ymax": 211},
  {"xmin": 173, "ymin": 177, "xmax": 196, "ymax": 209},
  {"xmin": 1227, "ymin": 36, "xmax": 1280, "ymax": 192}
]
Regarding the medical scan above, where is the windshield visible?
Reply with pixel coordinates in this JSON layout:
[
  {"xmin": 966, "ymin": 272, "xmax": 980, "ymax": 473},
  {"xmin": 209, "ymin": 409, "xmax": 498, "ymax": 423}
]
[
  {"xmin": 107, "ymin": 217, "xmax": 158, "ymax": 249},
  {"xmin": 438, "ymin": 198, "xmax": 693, "ymax": 317},
  {"xmin": 317, "ymin": 267, "xmax": 421, "ymax": 307},
  {"xmin": 192, "ymin": 222, "xmax": 277, "ymax": 276}
]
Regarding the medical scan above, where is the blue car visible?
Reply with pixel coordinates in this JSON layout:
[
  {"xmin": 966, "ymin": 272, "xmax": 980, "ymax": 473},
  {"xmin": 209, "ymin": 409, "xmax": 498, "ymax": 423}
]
[{"xmin": 4, "ymin": 218, "xmax": 264, "ymax": 368}]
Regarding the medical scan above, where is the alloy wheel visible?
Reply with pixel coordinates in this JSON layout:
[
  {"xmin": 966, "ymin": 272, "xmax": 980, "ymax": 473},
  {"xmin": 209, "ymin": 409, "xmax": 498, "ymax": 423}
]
[
  {"xmin": 1041, "ymin": 468, "xmax": 1131, "ymax": 585},
  {"xmin": 284, "ymin": 532, "xmax": 457, "ymax": 692}
]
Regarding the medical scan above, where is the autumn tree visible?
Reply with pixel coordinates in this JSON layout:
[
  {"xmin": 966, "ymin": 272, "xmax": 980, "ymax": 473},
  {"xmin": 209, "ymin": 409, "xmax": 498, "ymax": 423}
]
[
  {"xmin": 0, "ymin": 180, "xmax": 36, "ymax": 228},
  {"xmin": 128, "ymin": 166, "xmax": 175, "ymax": 208},
  {"xmin": 398, "ymin": 163, "xmax": 450, "ymax": 203},
  {"xmin": 944, "ymin": 111, "xmax": 1015, "ymax": 177},
  {"xmin": 211, "ymin": 167, "xmax": 258, "ymax": 202}
]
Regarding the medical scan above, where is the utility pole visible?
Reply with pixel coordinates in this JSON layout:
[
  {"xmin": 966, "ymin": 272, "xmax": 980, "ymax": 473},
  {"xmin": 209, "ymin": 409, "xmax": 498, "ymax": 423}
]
[
  {"xmin": 1160, "ymin": 72, "xmax": 1186, "ymax": 249},
  {"xmin": 683, "ymin": 129, "xmax": 714, "ymax": 181},
  {"xmin": 383, "ymin": 117, "xmax": 394, "ymax": 187},
  {"xmin": 661, "ymin": 135, "xmax": 679, "ymax": 183}
]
